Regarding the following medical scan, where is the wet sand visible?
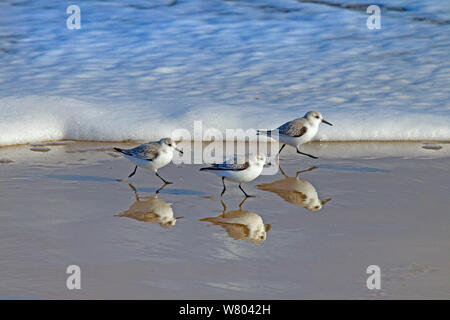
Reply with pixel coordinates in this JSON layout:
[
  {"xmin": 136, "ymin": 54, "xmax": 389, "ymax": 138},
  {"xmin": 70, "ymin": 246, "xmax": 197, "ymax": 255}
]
[{"xmin": 0, "ymin": 141, "xmax": 449, "ymax": 299}]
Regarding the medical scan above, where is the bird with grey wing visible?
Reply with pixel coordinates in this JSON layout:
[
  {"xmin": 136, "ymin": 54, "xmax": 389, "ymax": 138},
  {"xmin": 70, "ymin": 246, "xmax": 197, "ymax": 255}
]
[
  {"xmin": 257, "ymin": 111, "xmax": 332, "ymax": 159},
  {"xmin": 200, "ymin": 153, "xmax": 266, "ymax": 198},
  {"xmin": 114, "ymin": 138, "xmax": 183, "ymax": 184}
]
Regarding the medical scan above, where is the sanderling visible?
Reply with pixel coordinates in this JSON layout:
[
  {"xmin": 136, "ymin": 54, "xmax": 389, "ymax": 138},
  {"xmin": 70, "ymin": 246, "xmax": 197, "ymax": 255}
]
[
  {"xmin": 200, "ymin": 153, "xmax": 266, "ymax": 198},
  {"xmin": 257, "ymin": 111, "xmax": 332, "ymax": 159},
  {"xmin": 257, "ymin": 166, "xmax": 331, "ymax": 211},
  {"xmin": 200, "ymin": 199, "xmax": 271, "ymax": 244},
  {"xmin": 114, "ymin": 137, "xmax": 183, "ymax": 184}
]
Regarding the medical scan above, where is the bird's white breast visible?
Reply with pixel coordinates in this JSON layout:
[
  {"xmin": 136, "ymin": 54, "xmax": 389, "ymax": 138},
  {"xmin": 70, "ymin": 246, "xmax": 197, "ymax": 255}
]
[
  {"xmin": 279, "ymin": 123, "xmax": 319, "ymax": 147},
  {"xmin": 125, "ymin": 148, "xmax": 173, "ymax": 171},
  {"xmin": 218, "ymin": 164, "xmax": 264, "ymax": 183},
  {"xmin": 151, "ymin": 149, "xmax": 173, "ymax": 171}
]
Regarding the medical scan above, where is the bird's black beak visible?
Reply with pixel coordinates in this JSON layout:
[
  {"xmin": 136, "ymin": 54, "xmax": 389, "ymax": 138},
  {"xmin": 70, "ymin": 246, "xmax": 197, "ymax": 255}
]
[
  {"xmin": 175, "ymin": 148, "xmax": 183, "ymax": 155},
  {"xmin": 322, "ymin": 119, "xmax": 333, "ymax": 126}
]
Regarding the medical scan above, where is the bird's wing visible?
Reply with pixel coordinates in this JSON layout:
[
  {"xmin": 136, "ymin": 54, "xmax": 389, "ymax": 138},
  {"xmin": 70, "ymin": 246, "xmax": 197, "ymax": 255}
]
[
  {"xmin": 202, "ymin": 156, "xmax": 250, "ymax": 171},
  {"xmin": 123, "ymin": 143, "xmax": 160, "ymax": 161},
  {"xmin": 200, "ymin": 154, "xmax": 251, "ymax": 171},
  {"xmin": 277, "ymin": 118, "xmax": 308, "ymax": 137},
  {"xmin": 212, "ymin": 161, "xmax": 250, "ymax": 171}
]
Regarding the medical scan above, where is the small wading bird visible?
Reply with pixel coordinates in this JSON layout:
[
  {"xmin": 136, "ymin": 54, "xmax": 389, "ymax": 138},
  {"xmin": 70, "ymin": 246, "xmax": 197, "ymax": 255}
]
[
  {"xmin": 200, "ymin": 153, "xmax": 266, "ymax": 198},
  {"xmin": 114, "ymin": 137, "xmax": 183, "ymax": 184},
  {"xmin": 257, "ymin": 111, "xmax": 332, "ymax": 159}
]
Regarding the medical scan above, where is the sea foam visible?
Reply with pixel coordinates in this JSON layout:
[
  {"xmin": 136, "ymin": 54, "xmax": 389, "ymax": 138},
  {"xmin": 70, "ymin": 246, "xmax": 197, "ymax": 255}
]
[
  {"xmin": 1, "ymin": 0, "xmax": 449, "ymax": 146},
  {"xmin": 1, "ymin": 96, "xmax": 449, "ymax": 147}
]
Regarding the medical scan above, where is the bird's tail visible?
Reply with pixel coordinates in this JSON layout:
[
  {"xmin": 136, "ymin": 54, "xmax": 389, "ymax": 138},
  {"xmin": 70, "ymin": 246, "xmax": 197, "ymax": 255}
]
[
  {"xmin": 114, "ymin": 147, "xmax": 124, "ymax": 154},
  {"xmin": 257, "ymin": 130, "xmax": 272, "ymax": 137},
  {"xmin": 199, "ymin": 167, "xmax": 212, "ymax": 171}
]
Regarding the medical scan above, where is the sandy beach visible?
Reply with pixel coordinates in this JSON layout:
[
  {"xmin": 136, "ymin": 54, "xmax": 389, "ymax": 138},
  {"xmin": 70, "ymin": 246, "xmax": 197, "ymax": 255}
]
[{"xmin": 0, "ymin": 141, "xmax": 449, "ymax": 299}]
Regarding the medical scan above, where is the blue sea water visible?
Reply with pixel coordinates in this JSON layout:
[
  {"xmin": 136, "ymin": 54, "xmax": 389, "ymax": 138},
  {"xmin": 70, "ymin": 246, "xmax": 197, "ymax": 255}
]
[{"xmin": 0, "ymin": 0, "xmax": 449, "ymax": 146}]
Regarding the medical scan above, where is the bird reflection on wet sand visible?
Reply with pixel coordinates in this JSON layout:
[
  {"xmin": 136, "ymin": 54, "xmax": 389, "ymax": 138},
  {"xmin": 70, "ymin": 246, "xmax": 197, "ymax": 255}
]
[
  {"xmin": 258, "ymin": 166, "xmax": 331, "ymax": 211},
  {"xmin": 200, "ymin": 198, "xmax": 271, "ymax": 244},
  {"xmin": 115, "ymin": 184, "xmax": 183, "ymax": 228}
]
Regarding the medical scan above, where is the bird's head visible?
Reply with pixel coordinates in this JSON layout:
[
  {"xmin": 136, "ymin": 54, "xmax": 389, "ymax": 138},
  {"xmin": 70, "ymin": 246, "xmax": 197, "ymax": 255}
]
[
  {"xmin": 305, "ymin": 111, "xmax": 332, "ymax": 126},
  {"xmin": 160, "ymin": 138, "xmax": 183, "ymax": 155},
  {"xmin": 250, "ymin": 153, "xmax": 266, "ymax": 166}
]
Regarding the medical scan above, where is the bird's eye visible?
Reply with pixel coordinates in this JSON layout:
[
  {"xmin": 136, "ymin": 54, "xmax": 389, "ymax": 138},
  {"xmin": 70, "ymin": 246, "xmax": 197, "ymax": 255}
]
[
  {"xmin": 315, "ymin": 116, "xmax": 320, "ymax": 119},
  {"xmin": 168, "ymin": 144, "xmax": 172, "ymax": 147}
]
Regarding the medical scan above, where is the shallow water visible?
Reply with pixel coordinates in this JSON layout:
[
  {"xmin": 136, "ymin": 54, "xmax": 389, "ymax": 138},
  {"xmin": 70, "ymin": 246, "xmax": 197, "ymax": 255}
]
[
  {"xmin": 0, "ymin": 142, "xmax": 449, "ymax": 299},
  {"xmin": 1, "ymin": 0, "xmax": 449, "ymax": 145}
]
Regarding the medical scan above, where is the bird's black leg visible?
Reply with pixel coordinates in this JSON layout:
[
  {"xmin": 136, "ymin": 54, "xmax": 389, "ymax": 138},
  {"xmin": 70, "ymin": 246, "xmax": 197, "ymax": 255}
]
[
  {"xmin": 220, "ymin": 177, "xmax": 226, "ymax": 197},
  {"xmin": 296, "ymin": 147, "xmax": 318, "ymax": 159},
  {"xmin": 239, "ymin": 184, "xmax": 254, "ymax": 198},
  {"xmin": 128, "ymin": 166, "xmax": 138, "ymax": 178},
  {"xmin": 155, "ymin": 172, "xmax": 173, "ymax": 184},
  {"xmin": 266, "ymin": 144, "xmax": 286, "ymax": 166},
  {"xmin": 276, "ymin": 144, "xmax": 286, "ymax": 156}
]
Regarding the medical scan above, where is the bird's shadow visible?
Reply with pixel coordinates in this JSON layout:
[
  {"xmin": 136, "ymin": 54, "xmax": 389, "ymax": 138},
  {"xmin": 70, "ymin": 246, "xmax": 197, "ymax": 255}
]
[
  {"xmin": 136, "ymin": 186, "xmax": 206, "ymax": 196},
  {"xmin": 317, "ymin": 164, "xmax": 390, "ymax": 173},
  {"xmin": 44, "ymin": 174, "xmax": 207, "ymax": 196},
  {"xmin": 43, "ymin": 174, "xmax": 117, "ymax": 182}
]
